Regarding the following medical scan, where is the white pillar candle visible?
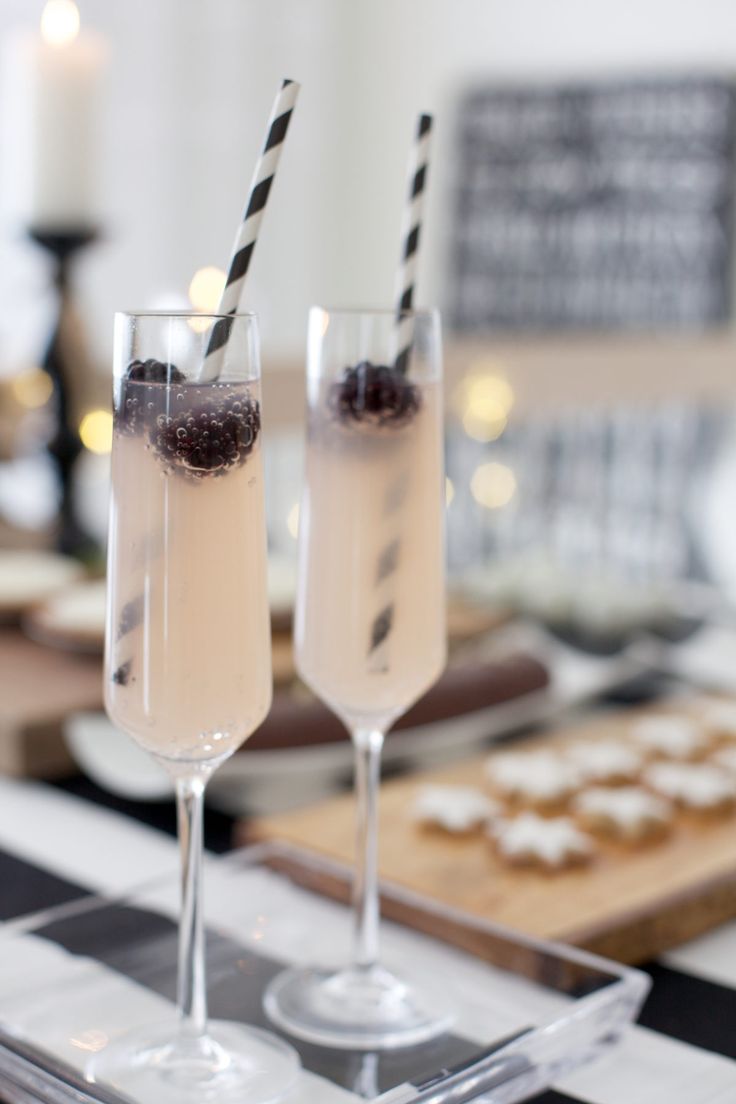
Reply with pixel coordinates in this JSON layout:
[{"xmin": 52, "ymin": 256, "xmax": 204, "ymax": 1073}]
[{"xmin": 2, "ymin": 0, "xmax": 107, "ymax": 229}]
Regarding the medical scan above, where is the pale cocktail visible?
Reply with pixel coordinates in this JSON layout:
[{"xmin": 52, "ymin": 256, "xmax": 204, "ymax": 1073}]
[
  {"xmin": 265, "ymin": 307, "xmax": 450, "ymax": 1050},
  {"xmin": 95, "ymin": 313, "xmax": 298, "ymax": 1104}
]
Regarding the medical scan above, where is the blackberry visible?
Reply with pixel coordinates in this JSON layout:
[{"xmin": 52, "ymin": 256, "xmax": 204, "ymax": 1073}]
[
  {"xmin": 127, "ymin": 358, "xmax": 185, "ymax": 385},
  {"xmin": 152, "ymin": 393, "xmax": 260, "ymax": 478},
  {"xmin": 112, "ymin": 661, "xmax": 131, "ymax": 686},
  {"xmin": 118, "ymin": 358, "xmax": 186, "ymax": 436},
  {"xmin": 330, "ymin": 361, "xmax": 420, "ymax": 429}
]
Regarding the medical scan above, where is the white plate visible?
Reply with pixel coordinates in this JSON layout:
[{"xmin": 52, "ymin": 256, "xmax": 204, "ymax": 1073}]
[
  {"xmin": 24, "ymin": 579, "xmax": 106, "ymax": 652},
  {"xmin": 63, "ymin": 621, "xmax": 644, "ymax": 814},
  {"xmin": 0, "ymin": 551, "xmax": 83, "ymax": 614}
]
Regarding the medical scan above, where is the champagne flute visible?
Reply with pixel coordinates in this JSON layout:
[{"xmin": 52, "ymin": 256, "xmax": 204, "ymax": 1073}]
[
  {"xmin": 91, "ymin": 312, "xmax": 299, "ymax": 1103},
  {"xmin": 264, "ymin": 306, "xmax": 451, "ymax": 1049}
]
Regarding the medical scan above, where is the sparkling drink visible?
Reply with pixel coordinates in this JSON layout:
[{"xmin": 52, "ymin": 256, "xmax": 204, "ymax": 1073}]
[
  {"xmin": 106, "ymin": 377, "xmax": 271, "ymax": 763},
  {"xmin": 265, "ymin": 308, "xmax": 451, "ymax": 1050},
  {"xmin": 95, "ymin": 313, "xmax": 298, "ymax": 1104},
  {"xmin": 296, "ymin": 379, "xmax": 445, "ymax": 728}
]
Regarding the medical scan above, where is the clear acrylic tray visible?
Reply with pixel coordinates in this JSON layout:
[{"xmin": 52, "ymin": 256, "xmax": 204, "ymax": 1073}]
[{"xmin": 0, "ymin": 841, "xmax": 650, "ymax": 1104}]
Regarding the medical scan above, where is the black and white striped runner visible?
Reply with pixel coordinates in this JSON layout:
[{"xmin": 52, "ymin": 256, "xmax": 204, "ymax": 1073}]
[
  {"xmin": 2, "ymin": 778, "xmax": 736, "ymax": 1102},
  {"xmin": 23, "ymin": 889, "xmax": 525, "ymax": 1100}
]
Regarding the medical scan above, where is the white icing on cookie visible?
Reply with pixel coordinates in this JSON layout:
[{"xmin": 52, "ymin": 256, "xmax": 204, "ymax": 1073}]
[
  {"xmin": 566, "ymin": 741, "xmax": 643, "ymax": 783},
  {"xmin": 704, "ymin": 703, "xmax": 736, "ymax": 740},
  {"xmin": 485, "ymin": 751, "xmax": 581, "ymax": 804},
  {"xmin": 630, "ymin": 716, "xmax": 707, "ymax": 760},
  {"xmin": 491, "ymin": 812, "xmax": 594, "ymax": 868},
  {"xmin": 644, "ymin": 762, "xmax": 736, "ymax": 810},
  {"xmin": 413, "ymin": 785, "xmax": 498, "ymax": 832},
  {"xmin": 711, "ymin": 747, "xmax": 736, "ymax": 774},
  {"xmin": 573, "ymin": 785, "xmax": 671, "ymax": 840}
]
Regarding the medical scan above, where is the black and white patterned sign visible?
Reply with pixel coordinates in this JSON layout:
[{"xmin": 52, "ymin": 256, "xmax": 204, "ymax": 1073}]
[{"xmin": 450, "ymin": 77, "xmax": 736, "ymax": 332}]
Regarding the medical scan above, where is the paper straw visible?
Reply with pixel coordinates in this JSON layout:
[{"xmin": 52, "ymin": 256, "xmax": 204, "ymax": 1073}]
[
  {"xmin": 200, "ymin": 78, "xmax": 301, "ymax": 379},
  {"xmin": 368, "ymin": 113, "xmax": 434, "ymax": 670},
  {"xmin": 393, "ymin": 113, "xmax": 433, "ymax": 373}
]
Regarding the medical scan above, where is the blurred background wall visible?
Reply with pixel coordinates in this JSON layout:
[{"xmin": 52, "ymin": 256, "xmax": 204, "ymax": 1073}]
[{"xmin": 2, "ymin": 0, "xmax": 736, "ymax": 372}]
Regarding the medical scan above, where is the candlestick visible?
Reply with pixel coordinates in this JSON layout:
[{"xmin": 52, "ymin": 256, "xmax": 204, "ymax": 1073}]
[
  {"xmin": 3, "ymin": 1, "xmax": 107, "ymax": 229},
  {"xmin": 30, "ymin": 226, "xmax": 99, "ymax": 559}
]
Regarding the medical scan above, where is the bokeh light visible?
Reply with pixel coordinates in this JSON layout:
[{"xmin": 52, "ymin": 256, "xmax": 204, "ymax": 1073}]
[
  {"xmin": 453, "ymin": 362, "xmax": 514, "ymax": 442},
  {"xmin": 12, "ymin": 368, "xmax": 53, "ymax": 409},
  {"xmin": 470, "ymin": 461, "xmax": 516, "ymax": 509},
  {"xmin": 187, "ymin": 266, "xmax": 226, "ymax": 332},
  {"xmin": 188, "ymin": 266, "xmax": 226, "ymax": 312},
  {"xmin": 79, "ymin": 410, "xmax": 113, "ymax": 454}
]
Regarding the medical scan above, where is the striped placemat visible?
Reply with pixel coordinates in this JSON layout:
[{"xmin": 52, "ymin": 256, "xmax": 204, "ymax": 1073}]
[{"xmin": 1, "ymin": 778, "xmax": 735, "ymax": 1102}]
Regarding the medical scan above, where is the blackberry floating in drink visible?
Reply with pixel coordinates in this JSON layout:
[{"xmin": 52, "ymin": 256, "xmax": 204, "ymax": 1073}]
[
  {"xmin": 106, "ymin": 365, "xmax": 271, "ymax": 764},
  {"xmin": 296, "ymin": 357, "xmax": 445, "ymax": 728}
]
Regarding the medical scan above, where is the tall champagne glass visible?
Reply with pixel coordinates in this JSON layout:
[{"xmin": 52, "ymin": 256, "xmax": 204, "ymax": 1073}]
[
  {"xmin": 91, "ymin": 312, "xmax": 299, "ymax": 1103},
  {"xmin": 264, "ymin": 307, "xmax": 451, "ymax": 1049}
]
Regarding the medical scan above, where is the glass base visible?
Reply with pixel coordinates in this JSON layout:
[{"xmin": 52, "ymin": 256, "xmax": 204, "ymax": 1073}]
[
  {"xmin": 86, "ymin": 1018, "xmax": 300, "ymax": 1104},
  {"xmin": 263, "ymin": 963, "xmax": 455, "ymax": 1050}
]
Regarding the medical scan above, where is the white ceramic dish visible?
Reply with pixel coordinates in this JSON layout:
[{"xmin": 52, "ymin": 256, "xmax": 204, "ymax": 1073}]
[{"xmin": 64, "ymin": 621, "xmax": 644, "ymax": 815}]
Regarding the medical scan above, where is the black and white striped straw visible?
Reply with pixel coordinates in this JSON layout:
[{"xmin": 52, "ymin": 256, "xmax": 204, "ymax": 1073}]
[
  {"xmin": 368, "ymin": 113, "xmax": 434, "ymax": 668},
  {"xmin": 393, "ymin": 112, "xmax": 433, "ymax": 374},
  {"xmin": 200, "ymin": 78, "xmax": 301, "ymax": 379}
]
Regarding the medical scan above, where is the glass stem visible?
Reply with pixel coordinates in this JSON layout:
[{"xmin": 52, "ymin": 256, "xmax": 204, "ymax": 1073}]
[
  {"xmin": 351, "ymin": 727, "xmax": 385, "ymax": 972},
  {"xmin": 175, "ymin": 773, "xmax": 208, "ymax": 1038}
]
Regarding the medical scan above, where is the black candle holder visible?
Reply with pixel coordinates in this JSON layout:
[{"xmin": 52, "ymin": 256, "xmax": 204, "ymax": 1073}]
[{"xmin": 29, "ymin": 227, "xmax": 100, "ymax": 561}]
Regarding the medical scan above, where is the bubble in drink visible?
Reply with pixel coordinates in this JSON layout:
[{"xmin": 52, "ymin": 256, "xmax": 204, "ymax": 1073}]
[
  {"xmin": 105, "ymin": 371, "xmax": 271, "ymax": 763},
  {"xmin": 295, "ymin": 370, "xmax": 445, "ymax": 727}
]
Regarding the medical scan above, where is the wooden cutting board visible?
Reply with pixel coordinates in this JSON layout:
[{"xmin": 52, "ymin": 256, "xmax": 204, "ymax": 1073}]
[{"xmin": 248, "ymin": 697, "xmax": 736, "ymax": 965}]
